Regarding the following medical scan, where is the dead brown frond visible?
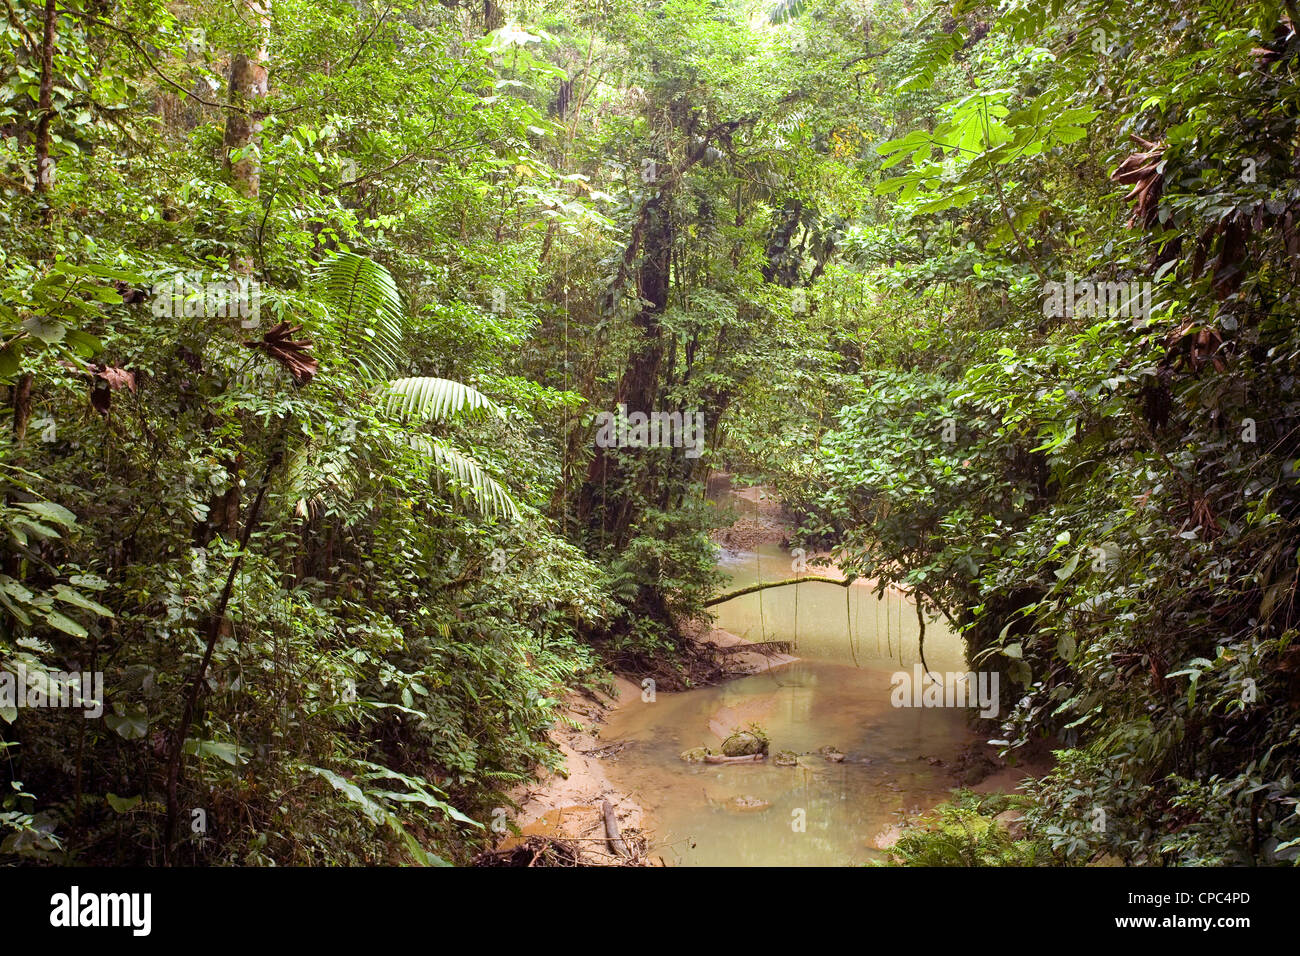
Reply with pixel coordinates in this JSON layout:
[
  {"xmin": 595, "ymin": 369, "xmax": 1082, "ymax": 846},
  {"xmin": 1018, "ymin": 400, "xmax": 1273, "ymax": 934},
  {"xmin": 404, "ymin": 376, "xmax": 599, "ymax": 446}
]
[{"xmin": 243, "ymin": 321, "xmax": 318, "ymax": 384}]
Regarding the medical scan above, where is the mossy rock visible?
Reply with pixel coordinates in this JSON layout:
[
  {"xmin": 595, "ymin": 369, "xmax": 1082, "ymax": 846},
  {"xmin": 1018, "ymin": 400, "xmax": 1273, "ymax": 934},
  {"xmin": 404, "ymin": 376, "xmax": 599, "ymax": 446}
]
[
  {"xmin": 721, "ymin": 731, "xmax": 768, "ymax": 757},
  {"xmin": 679, "ymin": 747, "xmax": 710, "ymax": 763},
  {"xmin": 773, "ymin": 750, "xmax": 799, "ymax": 767},
  {"xmin": 818, "ymin": 745, "xmax": 846, "ymax": 763}
]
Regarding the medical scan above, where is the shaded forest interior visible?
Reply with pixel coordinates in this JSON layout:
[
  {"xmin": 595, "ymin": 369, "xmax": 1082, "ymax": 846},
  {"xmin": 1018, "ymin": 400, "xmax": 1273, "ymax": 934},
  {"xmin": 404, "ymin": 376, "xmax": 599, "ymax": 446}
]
[{"xmin": 2, "ymin": 0, "xmax": 1299, "ymax": 867}]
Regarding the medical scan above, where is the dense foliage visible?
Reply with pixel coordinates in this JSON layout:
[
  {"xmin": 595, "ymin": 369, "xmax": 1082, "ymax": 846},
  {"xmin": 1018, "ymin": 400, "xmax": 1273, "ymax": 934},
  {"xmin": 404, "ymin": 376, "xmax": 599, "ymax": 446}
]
[
  {"xmin": 2, "ymin": 0, "xmax": 1297, "ymax": 866},
  {"xmin": 789, "ymin": 0, "xmax": 1300, "ymax": 865}
]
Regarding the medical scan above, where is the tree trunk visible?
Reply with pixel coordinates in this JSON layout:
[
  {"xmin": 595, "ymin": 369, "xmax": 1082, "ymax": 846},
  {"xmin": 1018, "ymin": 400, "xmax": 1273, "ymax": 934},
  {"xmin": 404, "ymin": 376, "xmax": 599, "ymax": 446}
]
[
  {"xmin": 33, "ymin": 0, "xmax": 57, "ymax": 192},
  {"xmin": 164, "ymin": 445, "xmax": 282, "ymax": 862},
  {"xmin": 575, "ymin": 117, "xmax": 745, "ymax": 547},
  {"xmin": 11, "ymin": 372, "xmax": 32, "ymax": 443},
  {"xmin": 214, "ymin": 2, "xmax": 270, "ymax": 536},
  {"xmin": 578, "ymin": 195, "xmax": 671, "ymax": 544},
  {"xmin": 222, "ymin": 2, "xmax": 269, "ymax": 204}
]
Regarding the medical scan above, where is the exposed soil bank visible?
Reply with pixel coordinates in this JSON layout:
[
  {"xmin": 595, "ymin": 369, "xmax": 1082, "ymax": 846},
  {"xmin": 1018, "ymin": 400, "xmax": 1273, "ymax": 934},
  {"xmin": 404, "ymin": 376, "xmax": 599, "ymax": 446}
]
[
  {"xmin": 496, "ymin": 677, "xmax": 647, "ymax": 865},
  {"xmin": 495, "ymin": 621, "xmax": 800, "ymax": 865}
]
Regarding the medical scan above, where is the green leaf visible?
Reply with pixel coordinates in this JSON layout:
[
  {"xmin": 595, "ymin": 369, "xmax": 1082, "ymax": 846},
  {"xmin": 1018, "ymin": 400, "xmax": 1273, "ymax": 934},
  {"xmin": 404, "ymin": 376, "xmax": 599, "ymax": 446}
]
[
  {"xmin": 43, "ymin": 610, "xmax": 88, "ymax": 638},
  {"xmin": 16, "ymin": 501, "xmax": 77, "ymax": 528},
  {"xmin": 1054, "ymin": 551, "xmax": 1080, "ymax": 581},
  {"xmin": 12, "ymin": 518, "xmax": 59, "ymax": 541},
  {"xmin": 105, "ymin": 707, "xmax": 148, "ymax": 739},
  {"xmin": 0, "ymin": 575, "xmax": 35, "ymax": 604},
  {"xmin": 315, "ymin": 252, "xmax": 407, "ymax": 381},
  {"xmin": 53, "ymin": 585, "xmax": 113, "ymax": 618},
  {"xmin": 0, "ymin": 589, "xmax": 32, "ymax": 626},
  {"xmin": 64, "ymin": 329, "xmax": 101, "ymax": 357},
  {"xmin": 895, "ymin": 30, "xmax": 965, "ymax": 93},
  {"xmin": 406, "ymin": 435, "xmax": 521, "ymax": 521},
  {"xmin": 384, "ymin": 377, "xmax": 501, "ymax": 422},
  {"xmin": 768, "ymin": 0, "xmax": 807, "ymax": 24},
  {"xmin": 21, "ymin": 314, "xmax": 66, "ymax": 344},
  {"xmin": 184, "ymin": 738, "xmax": 244, "ymax": 766},
  {"xmin": 106, "ymin": 793, "xmax": 141, "ymax": 813},
  {"xmin": 304, "ymin": 765, "xmax": 384, "ymax": 823},
  {"xmin": 0, "ymin": 343, "xmax": 21, "ymax": 379}
]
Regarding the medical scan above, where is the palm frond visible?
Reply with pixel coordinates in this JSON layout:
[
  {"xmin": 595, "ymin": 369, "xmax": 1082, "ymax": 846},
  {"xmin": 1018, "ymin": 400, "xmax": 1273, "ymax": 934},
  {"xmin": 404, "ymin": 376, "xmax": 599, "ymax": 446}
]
[
  {"xmin": 283, "ymin": 438, "xmax": 358, "ymax": 521},
  {"xmin": 768, "ymin": 0, "xmax": 807, "ymax": 24},
  {"xmin": 385, "ymin": 376, "xmax": 502, "ymax": 422},
  {"xmin": 314, "ymin": 252, "xmax": 407, "ymax": 380},
  {"xmin": 407, "ymin": 434, "xmax": 520, "ymax": 520}
]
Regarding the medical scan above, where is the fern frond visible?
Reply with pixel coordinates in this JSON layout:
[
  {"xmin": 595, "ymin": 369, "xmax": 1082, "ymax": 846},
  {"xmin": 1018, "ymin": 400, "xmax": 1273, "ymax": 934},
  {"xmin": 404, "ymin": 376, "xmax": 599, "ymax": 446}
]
[
  {"xmin": 896, "ymin": 28, "xmax": 966, "ymax": 92},
  {"xmin": 999, "ymin": 0, "xmax": 1067, "ymax": 43}
]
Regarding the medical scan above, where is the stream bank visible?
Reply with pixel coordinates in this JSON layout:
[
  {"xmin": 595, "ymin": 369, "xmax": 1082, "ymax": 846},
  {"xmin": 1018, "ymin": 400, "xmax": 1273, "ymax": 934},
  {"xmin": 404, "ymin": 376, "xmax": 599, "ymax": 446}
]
[
  {"xmin": 488, "ymin": 478, "xmax": 1048, "ymax": 866},
  {"xmin": 491, "ymin": 625, "xmax": 800, "ymax": 864}
]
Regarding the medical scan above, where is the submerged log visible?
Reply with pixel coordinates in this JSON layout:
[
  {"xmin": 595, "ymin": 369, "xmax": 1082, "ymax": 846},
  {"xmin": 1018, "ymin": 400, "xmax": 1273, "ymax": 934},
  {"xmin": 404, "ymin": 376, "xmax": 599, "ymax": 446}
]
[{"xmin": 703, "ymin": 752, "xmax": 766, "ymax": 764}]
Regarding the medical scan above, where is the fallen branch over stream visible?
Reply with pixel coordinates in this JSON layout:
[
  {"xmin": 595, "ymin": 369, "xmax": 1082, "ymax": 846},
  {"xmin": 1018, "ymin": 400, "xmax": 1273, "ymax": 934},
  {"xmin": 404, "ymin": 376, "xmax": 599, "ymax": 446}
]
[
  {"xmin": 714, "ymin": 640, "xmax": 792, "ymax": 656},
  {"xmin": 703, "ymin": 575, "xmax": 853, "ymax": 607}
]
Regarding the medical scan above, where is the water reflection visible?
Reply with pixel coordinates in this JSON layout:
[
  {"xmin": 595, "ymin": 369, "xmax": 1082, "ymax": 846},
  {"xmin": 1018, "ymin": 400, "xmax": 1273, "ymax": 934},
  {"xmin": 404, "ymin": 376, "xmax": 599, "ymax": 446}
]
[{"xmin": 602, "ymin": 541, "xmax": 975, "ymax": 866}]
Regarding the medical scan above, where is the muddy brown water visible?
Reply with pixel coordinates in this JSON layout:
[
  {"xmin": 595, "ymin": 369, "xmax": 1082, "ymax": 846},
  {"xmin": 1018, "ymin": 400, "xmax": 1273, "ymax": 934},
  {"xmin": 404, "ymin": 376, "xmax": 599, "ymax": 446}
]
[{"xmin": 602, "ymin": 539, "xmax": 977, "ymax": 866}]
